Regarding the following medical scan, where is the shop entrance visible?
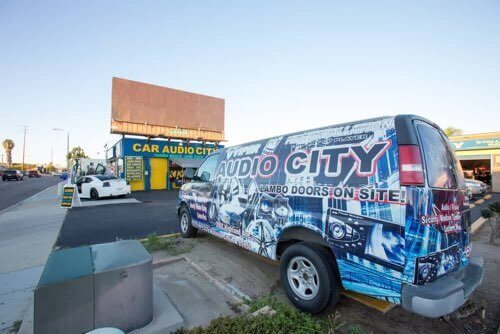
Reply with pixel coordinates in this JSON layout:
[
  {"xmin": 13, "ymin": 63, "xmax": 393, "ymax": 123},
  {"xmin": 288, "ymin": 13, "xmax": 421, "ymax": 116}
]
[
  {"xmin": 459, "ymin": 156, "xmax": 492, "ymax": 185},
  {"xmin": 150, "ymin": 158, "xmax": 168, "ymax": 190}
]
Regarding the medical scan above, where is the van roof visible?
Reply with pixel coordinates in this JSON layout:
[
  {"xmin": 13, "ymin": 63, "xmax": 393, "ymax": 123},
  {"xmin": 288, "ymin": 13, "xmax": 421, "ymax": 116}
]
[{"xmin": 211, "ymin": 114, "xmax": 438, "ymax": 155}]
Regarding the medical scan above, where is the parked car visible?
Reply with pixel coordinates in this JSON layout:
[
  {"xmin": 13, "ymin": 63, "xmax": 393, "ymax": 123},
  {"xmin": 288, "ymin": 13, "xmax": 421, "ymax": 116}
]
[
  {"xmin": 28, "ymin": 170, "xmax": 41, "ymax": 178},
  {"xmin": 465, "ymin": 179, "xmax": 488, "ymax": 196},
  {"xmin": 177, "ymin": 115, "xmax": 483, "ymax": 318},
  {"xmin": 2, "ymin": 170, "xmax": 24, "ymax": 181},
  {"xmin": 75, "ymin": 175, "xmax": 131, "ymax": 199}
]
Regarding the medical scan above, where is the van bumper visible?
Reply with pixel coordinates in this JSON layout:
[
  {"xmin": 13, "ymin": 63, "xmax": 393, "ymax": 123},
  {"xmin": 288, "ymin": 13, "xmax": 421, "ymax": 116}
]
[{"xmin": 401, "ymin": 256, "xmax": 484, "ymax": 318}]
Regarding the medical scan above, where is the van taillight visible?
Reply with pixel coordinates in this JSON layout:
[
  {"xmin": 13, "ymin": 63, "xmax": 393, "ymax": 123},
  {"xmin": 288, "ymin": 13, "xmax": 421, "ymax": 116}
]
[{"xmin": 399, "ymin": 145, "xmax": 424, "ymax": 186}]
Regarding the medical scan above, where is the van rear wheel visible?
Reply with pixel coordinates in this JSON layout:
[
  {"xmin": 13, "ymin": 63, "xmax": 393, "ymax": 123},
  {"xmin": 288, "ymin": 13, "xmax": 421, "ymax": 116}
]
[
  {"xmin": 179, "ymin": 206, "xmax": 197, "ymax": 238},
  {"xmin": 280, "ymin": 242, "xmax": 341, "ymax": 314}
]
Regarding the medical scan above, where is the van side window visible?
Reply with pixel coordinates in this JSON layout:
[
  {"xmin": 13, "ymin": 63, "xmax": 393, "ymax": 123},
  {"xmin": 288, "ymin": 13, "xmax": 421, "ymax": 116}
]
[
  {"xmin": 417, "ymin": 123, "xmax": 457, "ymax": 189},
  {"xmin": 196, "ymin": 154, "xmax": 219, "ymax": 182}
]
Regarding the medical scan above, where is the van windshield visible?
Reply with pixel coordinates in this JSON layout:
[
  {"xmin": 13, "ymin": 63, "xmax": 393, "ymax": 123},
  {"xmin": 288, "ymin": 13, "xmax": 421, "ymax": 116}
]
[{"xmin": 417, "ymin": 123, "xmax": 457, "ymax": 189}]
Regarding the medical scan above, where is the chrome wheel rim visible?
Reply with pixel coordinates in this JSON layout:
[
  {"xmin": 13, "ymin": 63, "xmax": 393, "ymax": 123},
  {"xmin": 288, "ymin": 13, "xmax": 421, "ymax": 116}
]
[
  {"xmin": 287, "ymin": 256, "xmax": 320, "ymax": 300},
  {"xmin": 180, "ymin": 213, "xmax": 189, "ymax": 233}
]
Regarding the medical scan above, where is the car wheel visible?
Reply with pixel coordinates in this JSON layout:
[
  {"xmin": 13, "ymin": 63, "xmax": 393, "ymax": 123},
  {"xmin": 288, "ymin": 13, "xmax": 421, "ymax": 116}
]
[
  {"xmin": 179, "ymin": 206, "xmax": 197, "ymax": 238},
  {"xmin": 90, "ymin": 188, "xmax": 99, "ymax": 200},
  {"xmin": 280, "ymin": 242, "xmax": 341, "ymax": 314}
]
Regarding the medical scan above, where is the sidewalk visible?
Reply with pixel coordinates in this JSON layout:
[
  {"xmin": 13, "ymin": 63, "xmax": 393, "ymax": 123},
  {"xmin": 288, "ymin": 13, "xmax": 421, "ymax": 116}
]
[{"xmin": 0, "ymin": 185, "xmax": 66, "ymax": 333}]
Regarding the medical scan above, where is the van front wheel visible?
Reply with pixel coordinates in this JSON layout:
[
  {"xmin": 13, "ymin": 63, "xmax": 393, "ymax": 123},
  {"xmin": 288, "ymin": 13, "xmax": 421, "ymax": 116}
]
[
  {"xmin": 280, "ymin": 243, "xmax": 341, "ymax": 314},
  {"xmin": 179, "ymin": 206, "xmax": 197, "ymax": 238}
]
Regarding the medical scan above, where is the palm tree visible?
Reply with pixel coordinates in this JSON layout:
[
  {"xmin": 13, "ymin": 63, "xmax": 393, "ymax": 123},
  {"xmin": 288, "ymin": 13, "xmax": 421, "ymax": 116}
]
[{"xmin": 2, "ymin": 139, "xmax": 15, "ymax": 167}]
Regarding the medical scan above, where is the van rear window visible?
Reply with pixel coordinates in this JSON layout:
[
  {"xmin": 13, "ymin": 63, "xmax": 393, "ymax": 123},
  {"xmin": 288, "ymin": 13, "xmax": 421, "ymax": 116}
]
[{"xmin": 417, "ymin": 123, "xmax": 456, "ymax": 189}]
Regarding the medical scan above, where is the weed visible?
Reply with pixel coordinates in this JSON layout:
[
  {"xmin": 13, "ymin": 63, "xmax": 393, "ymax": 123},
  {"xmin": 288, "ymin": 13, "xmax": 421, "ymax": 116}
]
[
  {"xmin": 141, "ymin": 233, "xmax": 192, "ymax": 255},
  {"xmin": 347, "ymin": 324, "xmax": 365, "ymax": 334},
  {"xmin": 9, "ymin": 320, "xmax": 22, "ymax": 333},
  {"xmin": 175, "ymin": 295, "xmax": 344, "ymax": 334}
]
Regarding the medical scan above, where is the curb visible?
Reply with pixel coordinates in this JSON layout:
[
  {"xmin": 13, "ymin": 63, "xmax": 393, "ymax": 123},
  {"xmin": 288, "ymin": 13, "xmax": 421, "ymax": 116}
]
[{"xmin": 471, "ymin": 217, "xmax": 487, "ymax": 235}]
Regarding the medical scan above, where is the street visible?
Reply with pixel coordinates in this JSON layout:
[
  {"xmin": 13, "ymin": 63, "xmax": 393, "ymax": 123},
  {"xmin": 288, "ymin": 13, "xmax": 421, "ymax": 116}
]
[{"xmin": 0, "ymin": 175, "xmax": 61, "ymax": 212}]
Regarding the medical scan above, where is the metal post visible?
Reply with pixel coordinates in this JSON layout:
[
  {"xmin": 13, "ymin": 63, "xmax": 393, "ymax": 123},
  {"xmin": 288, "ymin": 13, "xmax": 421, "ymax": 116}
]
[
  {"xmin": 66, "ymin": 132, "xmax": 70, "ymax": 171},
  {"xmin": 22, "ymin": 125, "xmax": 27, "ymax": 171}
]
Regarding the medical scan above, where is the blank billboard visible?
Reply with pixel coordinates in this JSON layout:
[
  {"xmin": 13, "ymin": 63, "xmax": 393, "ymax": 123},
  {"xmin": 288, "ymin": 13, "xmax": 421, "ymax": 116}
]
[{"xmin": 111, "ymin": 78, "xmax": 225, "ymax": 139}]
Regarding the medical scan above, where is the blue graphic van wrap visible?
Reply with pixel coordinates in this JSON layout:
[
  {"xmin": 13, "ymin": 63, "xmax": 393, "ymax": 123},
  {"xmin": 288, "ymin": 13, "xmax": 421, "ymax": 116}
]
[{"xmin": 177, "ymin": 115, "xmax": 483, "ymax": 317}]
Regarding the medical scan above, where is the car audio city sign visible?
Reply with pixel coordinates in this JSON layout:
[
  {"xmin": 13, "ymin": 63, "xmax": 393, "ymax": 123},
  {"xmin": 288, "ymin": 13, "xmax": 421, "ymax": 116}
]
[{"xmin": 122, "ymin": 138, "xmax": 221, "ymax": 159}]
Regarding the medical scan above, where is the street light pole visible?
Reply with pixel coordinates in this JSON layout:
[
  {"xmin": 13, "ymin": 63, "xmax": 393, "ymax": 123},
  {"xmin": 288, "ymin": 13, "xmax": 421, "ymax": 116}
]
[
  {"xmin": 66, "ymin": 132, "xmax": 69, "ymax": 171},
  {"xmin": 53, "ymin": 128, "xmax": 70, "ymax": 171},
  {"xmin": 22, "ymin": 125, "xmax": 27, "ymax": 171}
]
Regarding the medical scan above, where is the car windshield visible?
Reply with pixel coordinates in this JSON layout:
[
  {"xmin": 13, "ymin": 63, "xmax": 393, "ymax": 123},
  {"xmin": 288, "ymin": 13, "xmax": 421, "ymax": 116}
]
[
  {"xmin": 95, "ymin": 175, "xmax": 118, "ymax": 181},
  {"xmin": 5, "ymin": 171, "xmax": 16, "ymax": 174}
]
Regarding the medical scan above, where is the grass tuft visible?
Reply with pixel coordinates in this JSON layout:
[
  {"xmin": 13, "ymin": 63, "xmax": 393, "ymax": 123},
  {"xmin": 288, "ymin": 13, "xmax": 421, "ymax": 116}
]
[
  {"xmin": 175, "ymin": 295, "xmax": 344, "ymax": 334},
  {"xmin": 141, "ymin": 233, "xmax": 192, "ymax": 255}
]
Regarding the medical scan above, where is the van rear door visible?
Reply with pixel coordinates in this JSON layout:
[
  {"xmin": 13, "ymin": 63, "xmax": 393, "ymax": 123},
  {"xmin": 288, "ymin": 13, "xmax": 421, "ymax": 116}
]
[{"xmin": 409, "ymin": 120, "xmax": 471, "ymax": 285}]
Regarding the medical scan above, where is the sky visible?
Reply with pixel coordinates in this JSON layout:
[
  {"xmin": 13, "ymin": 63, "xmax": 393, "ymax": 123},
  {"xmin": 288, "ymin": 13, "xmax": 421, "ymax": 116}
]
[{"xmin": 0, "ymin": 1, "xmax": 499, "ymax": 166}]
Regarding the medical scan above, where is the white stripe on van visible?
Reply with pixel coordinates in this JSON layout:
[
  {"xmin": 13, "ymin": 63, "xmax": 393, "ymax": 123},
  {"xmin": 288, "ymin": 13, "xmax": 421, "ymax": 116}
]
[{"xmin": 401, "ymin": 164, "xmax": 423, "ymax": 172}]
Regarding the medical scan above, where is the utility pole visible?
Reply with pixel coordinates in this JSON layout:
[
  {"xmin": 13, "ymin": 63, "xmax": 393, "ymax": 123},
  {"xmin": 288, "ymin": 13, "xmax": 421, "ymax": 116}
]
[
  {"xmin": 66, "ymin": 132, "xmax": 69, "ymax": 171},
  {"xmin": 22, "ymin": 125, "xmax": 27, "ymax": 171}
]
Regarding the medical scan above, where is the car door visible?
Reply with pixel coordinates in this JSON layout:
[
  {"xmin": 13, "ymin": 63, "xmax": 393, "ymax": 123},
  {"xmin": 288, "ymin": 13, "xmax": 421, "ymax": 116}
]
[
  {"xmin": 76, "ymin": 177, "xmax": 85, "ymax": 194},
  {"xmin": 185, "ymin": 153, "xmax": 220, "ymax": 228},
  {"xmin": 81, "ymin": 177, "xmax": 93, "ymax": 198}
]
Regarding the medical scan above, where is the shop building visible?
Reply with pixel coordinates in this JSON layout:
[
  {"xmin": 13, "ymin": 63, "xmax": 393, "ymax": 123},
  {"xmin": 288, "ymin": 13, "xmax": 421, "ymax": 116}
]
[
  {"xmin": 107, "ymin": 77, "xmax": 226, "ymax": 191},
  {"xmin": 107, "ymin": 137, "xmax": 221, "ymax": 191},
  {"xmin": 450, "ymin": 132, "xmax": 500, "ymax": 192}
]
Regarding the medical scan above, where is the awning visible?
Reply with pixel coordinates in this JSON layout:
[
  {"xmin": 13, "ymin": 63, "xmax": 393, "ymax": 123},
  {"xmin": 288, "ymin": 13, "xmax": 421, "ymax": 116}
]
[{"xmin": 169, "ymin": 158, "xmax": 204, "ymax": 168}]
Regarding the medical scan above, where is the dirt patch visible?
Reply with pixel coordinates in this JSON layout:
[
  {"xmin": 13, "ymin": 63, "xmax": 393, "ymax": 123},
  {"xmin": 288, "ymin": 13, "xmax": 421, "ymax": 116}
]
[{"xmin": 151, "ymin": 229, "xmax": 499, "ymax": 334}]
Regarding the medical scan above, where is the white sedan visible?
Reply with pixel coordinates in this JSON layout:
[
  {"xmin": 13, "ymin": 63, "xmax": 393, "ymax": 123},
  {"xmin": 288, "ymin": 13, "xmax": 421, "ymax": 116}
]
[{"xmin": 75, "ymin": 175, "xmax": 131, "ymax": 200}]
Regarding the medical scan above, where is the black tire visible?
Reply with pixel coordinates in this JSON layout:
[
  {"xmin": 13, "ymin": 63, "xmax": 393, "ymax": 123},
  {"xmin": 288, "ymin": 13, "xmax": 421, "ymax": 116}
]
[
  {"xmin": 90, "ymin": 188, "xmax": 99, "ymax": 200},
  {"xmin": 179, "ymin": 206, "xmax": 197, "ymax": 238},
  {"xmin": 279, "ymin": 242, "xmax": 341, "ymax": 314}
]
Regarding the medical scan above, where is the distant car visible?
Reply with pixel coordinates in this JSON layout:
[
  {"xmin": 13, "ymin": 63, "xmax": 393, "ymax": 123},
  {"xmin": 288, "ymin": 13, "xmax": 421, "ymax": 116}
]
[
  {"xmin": 28, "ymin": 171, "xmax": 41, "ymax": 178},
  {"xmin": 52, "ymin": 172, "xmax": 61, "ymax": 176},
  {"xmin": 2, "ymin": 170, "xmax": 24, "ymax": 181},
  {"xmin": 465, "ymin": 179, "xmax": 488, "ymax": 196},
  {"xmin": 75, "ymin": 175, "xmax": 131, "ymax": 200}
]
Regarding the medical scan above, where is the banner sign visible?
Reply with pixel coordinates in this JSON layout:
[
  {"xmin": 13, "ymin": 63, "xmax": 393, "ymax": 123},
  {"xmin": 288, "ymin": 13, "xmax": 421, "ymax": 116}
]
[
  {"xmin": 61, "ymin": 186, "xmax": 75, "ymax": 208},
  {"xmin": 451, "ymin": 137, "xmax": 500, "ymax": 151},
  {"xmin": 122, "ymin": 138, "xmax": 221, "ymax": 160},
  {"xmin": 125, "ymin": 156, "xmax": 144, "ymax": 181}
]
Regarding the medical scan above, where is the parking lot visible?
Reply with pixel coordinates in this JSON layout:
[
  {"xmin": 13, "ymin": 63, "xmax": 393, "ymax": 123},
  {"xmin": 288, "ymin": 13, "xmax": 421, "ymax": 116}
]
[{"xmin": 55, "ymin": 190, "xmax": 180, "ymax": 248}]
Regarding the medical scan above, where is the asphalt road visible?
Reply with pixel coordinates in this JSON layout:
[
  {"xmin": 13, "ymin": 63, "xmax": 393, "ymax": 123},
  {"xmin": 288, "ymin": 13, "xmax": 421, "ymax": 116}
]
[
  {"xmin": 0, "ymin": 174, "xmax": 61, "ymax": 211},
  {"xmin": 55, "ymin": 190, "xmax": 181, "ymax": 248}
]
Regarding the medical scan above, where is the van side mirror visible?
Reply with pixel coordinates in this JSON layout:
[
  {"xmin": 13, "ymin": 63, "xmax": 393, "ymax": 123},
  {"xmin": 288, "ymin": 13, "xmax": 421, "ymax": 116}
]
[{"xmin": 185, "ymin": 168, "xmax": 195, "ymax": 180}]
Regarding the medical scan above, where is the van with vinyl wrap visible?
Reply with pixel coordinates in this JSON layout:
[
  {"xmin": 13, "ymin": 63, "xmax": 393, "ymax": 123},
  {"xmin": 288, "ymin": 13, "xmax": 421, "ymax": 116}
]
[{"xmin": 177, "ymin": 115, "xmax": 483, "ymax": 317}]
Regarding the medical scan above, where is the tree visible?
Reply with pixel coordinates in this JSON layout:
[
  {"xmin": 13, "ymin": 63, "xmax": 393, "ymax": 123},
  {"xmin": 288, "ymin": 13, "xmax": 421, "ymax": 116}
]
[
  {"xmin": 443, "ymin": 127, "xmax": 463, "ymax": 137},
  {"xmin": 2, "ymin": 139, "xmax": 15, "ymax": 167},
  {"xmin": 66, "ymin": 146, "xmax": 89, "ymax": 167},
  {"xmin": 46, "ymin": 162, "xmax": 56, "ymax": 173}
]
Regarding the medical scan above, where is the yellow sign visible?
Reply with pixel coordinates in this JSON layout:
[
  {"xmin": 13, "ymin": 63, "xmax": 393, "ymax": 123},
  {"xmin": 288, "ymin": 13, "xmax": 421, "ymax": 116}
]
[
  {"xmin": 61, "ymin": 186, "xmax": 75, "ymax": 207},
  {"xmin": 131, "ymin": 143, "xmax": 216, "ymax": 156}
]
